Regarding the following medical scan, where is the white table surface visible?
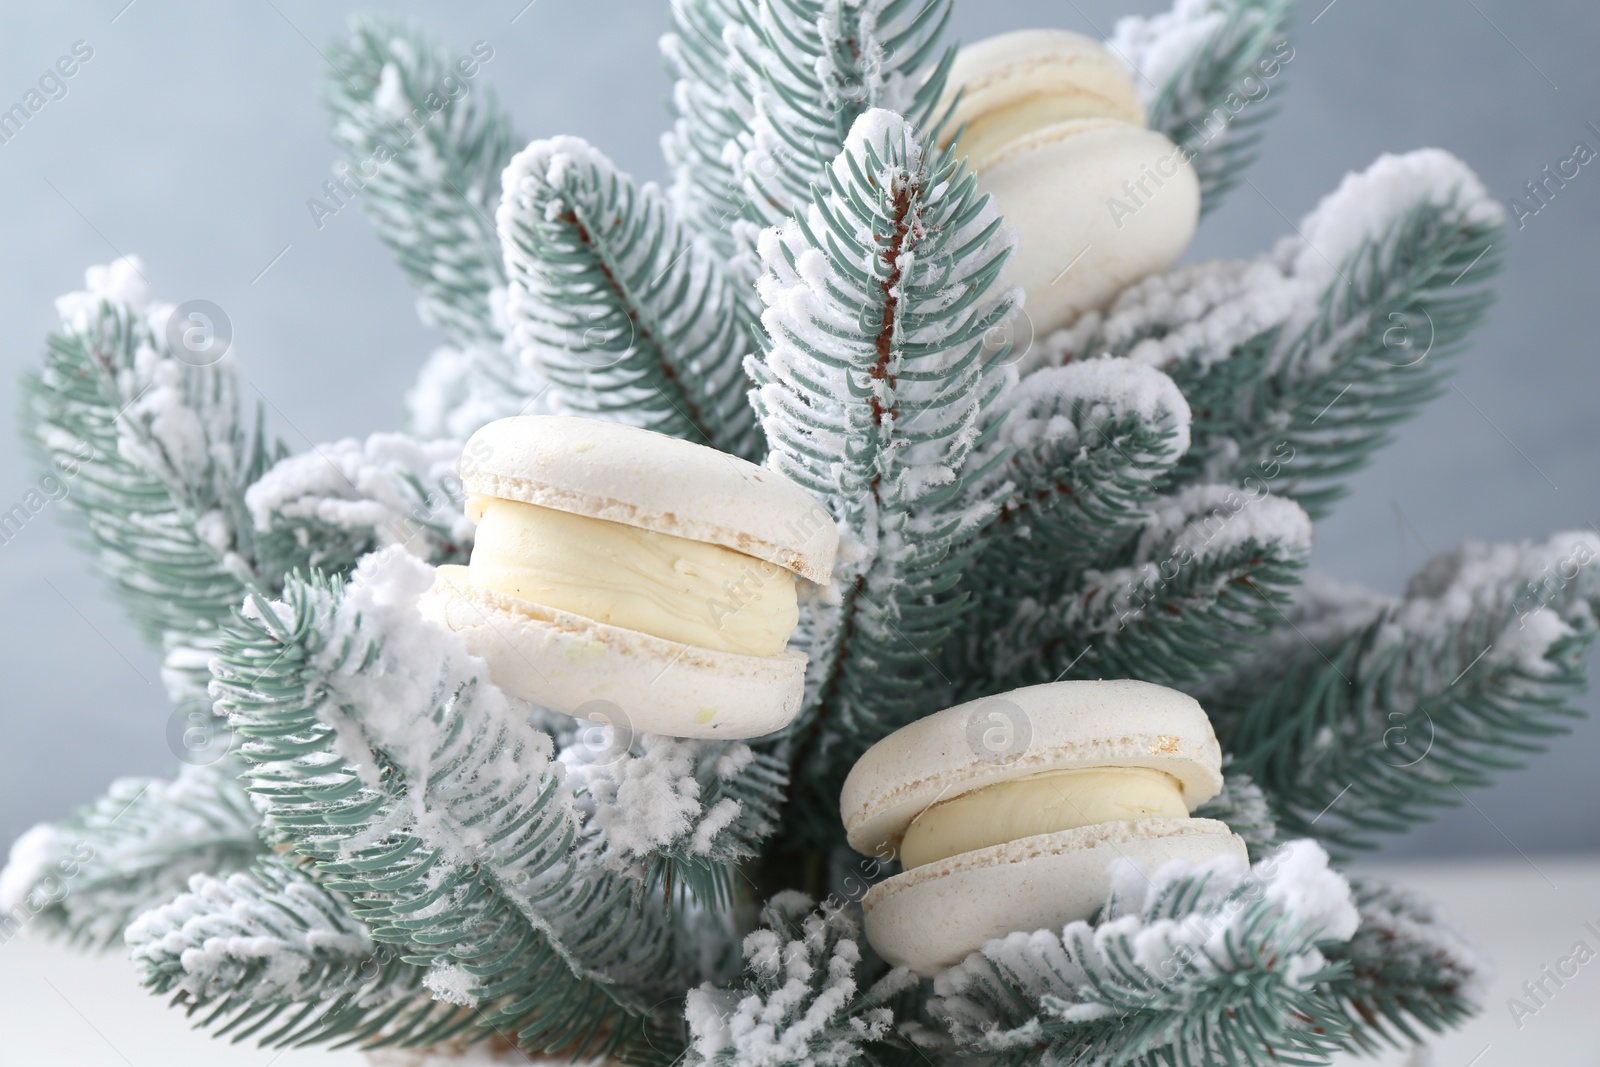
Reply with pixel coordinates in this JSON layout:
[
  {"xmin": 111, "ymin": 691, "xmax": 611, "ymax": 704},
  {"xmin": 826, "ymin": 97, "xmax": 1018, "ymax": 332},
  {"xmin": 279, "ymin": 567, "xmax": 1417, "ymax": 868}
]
[{"xmin": 3, "ymin": 856, "xmax": 1597, "ymax": 1066}]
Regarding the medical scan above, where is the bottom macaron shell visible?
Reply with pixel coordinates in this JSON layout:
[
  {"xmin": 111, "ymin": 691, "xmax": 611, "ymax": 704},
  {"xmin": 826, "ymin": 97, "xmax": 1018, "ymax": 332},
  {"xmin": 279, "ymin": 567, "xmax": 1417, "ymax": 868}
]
[
  {"xmin": 420, "ymin": 565, "xmax": 806, "ymax": 740},
  {"xmin": 861, "ymin": 817, "xmax": 1246, "ymax": 976},
  {"xmin": 979, "ymin": 121, "xmax": 1199, "ymax": 338}
]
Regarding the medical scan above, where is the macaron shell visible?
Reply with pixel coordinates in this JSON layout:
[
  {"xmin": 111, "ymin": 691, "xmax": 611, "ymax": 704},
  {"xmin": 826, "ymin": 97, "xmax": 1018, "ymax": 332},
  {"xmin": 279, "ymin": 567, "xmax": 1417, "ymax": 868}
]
[
  {"xmin": 460, "ymin": 416, "xmax": 839, "ymax": 584},
  {"xmin": 862, "ymin": 817, "xmax": 1247, "ymax": 976},
  {"xmin": 977, "ymin": 120, "xmax": 1198, "ymax": 339},
  {"xmin": 841, "ymin": 679, "xmax": 1223, "ymax": 857},
  {"xmin": 938, "ymin": 28, "xmax": 1146, "ymax": 155},
  {"xmin": 420, "ymin": 565, "xmax": 806, "ymax": 739}
]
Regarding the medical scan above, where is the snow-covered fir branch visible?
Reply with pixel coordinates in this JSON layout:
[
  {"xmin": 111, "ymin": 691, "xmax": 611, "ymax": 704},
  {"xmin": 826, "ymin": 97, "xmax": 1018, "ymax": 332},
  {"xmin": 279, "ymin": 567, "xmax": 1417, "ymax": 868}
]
[
  {"xmin": 127, "ymin": 857, "xmax": 471, "ymax": 1049},
  {"xmin": 703, "ymin": 0, "xmax": 955, "ymax": 281},
  {"xmin": 26, "ymin": 256, "xmax": 282, "ymax": 647},
  {"xmin": 748, "ymin": 108, "xmax": 1018, "ymax": 836},
  {"xmin": 244, "ymin": 431, "xmax": 474, "ymax": 571},
  {"xmin": 26, "ymin": 258, "xmax": 486, "ymax": 703},
  {"xmin": 562, "ymin": 734, "xmax": 787, "ymax": 907},
  {"xmin": 325, "ymin": 16, "xmax": 514, "ymax": 348},
  {"xmin": 1038, "ymin": 149, "xmax": 1505, "ymax": 517},
  {"xmin": 1108, "ymin": 0, "xmax": 1296, "ymax": 210},
  {"xmin": 499, "ymin": 135, "xmax": 762, "ymax": 459},
  {"xmin": 1321, "ymin": 877, "xmax": 1487, "ymax": 1053},
  {"xmin": 661, "ymin": 0, "xmax": 752, "ymax": 263},
  {"xmin": 928, "ymin": 839, "xmax": 1359, "ymax": 1065},
  {"xmin": 1221, "ymin": 531, "xmax": 1600, "ymax": 848},
  {"xmin": 1192, "ymin": 769, "xmax": 1281, "ymax": 860},
  {"xmin": 0, "ymin": 759, "xmax": 264, "ymax": 951},
  {"xmin": 685, "ymin": 892, "xmax": 916, "ymax": 1066},
  {"xmin": 211, "ymin": 549, "xmax": 688, "ymax": 1060},
  {"xmin": 960, "ymin": 358, "xmax": 1192, "ymax": 628},
  {"xmin": 971, "ymin": 482, "xmax": 1312, "ymax": 693},
  {"xmin": 325, "ymin": 17, "xmax": 552, "ymax": 440},
  {"xmin": 404, "ymin": 339, "xmax": 553, "ymax": 442}
]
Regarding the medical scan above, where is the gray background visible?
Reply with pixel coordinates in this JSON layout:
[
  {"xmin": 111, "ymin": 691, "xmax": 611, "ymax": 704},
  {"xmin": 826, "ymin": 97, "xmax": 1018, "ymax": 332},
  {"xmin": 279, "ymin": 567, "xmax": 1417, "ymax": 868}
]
[{"xmin": 0, "ymin": 0, "xmax": 1594, "ymax": 859}]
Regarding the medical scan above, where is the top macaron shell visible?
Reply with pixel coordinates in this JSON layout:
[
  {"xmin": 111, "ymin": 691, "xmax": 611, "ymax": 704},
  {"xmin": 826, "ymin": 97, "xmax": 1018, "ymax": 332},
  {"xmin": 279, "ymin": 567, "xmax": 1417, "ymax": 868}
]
[
  {"xmin": 460, "ymin": 416, "xmax": 839, "ymax": 585},
  {"xmin": 841, "ymin": 679, "xmax": 1224, "ymax": 857},
  {"xmin": 938, "ymin": 28, "xmax": 1146, "ymax": 147}
]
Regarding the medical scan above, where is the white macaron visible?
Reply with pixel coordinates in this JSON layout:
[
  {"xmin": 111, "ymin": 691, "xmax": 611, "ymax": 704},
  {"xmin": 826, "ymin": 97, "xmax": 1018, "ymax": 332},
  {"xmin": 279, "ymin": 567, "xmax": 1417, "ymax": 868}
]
[
  {"xmin": 840, "ymin": 679, "xmax": 1245, "ymax": 976},
  {"xmin": 421, "ymin": 415, "xmax": 838, "ymax": 739},
  {"xmin": 937, "ymin": 29, "xmax": 1199, "ymax": 339}
]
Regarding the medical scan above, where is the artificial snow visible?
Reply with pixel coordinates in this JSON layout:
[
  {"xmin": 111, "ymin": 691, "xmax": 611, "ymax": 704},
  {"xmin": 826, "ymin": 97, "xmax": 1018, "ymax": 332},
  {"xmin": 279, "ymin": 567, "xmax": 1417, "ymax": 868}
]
[
  {"xmin": 686, "ymin": 894, "xmax": 892, "ymax": 1066},
  {"xmin": 54, "ymin": 255, "xmax": 152, "ymax": 330},
  {"xmin": 1137, "ymin": 483, "xmax": 1313, "ymax": 564},
  {"xmin": 986, "ymin": 358, "xmax": 1193, "ymax": 464},
  {"xmin": 244, "ymin": 432, "xmax": 471, "ymax": 554},
  {"xmin": 0, "ymin": 824, "xmax": 60, "ymax": 913},
  {"xmin": 126, "ymin": 867, "xmax": 374, "ymax": 1002},
  {"xmin": 561, "ymin": 735, "xmax": 765, "ymax": 863},
  {"xmin": 0, "ymin": 763, "xmax": 262, "ymax": 949},
  {"xmin": 405, "ymin": 341, "xmax": 553, "ymax": 441},
  {"xmin": 423, "ymin": 962, "xmax": 481, "ymax": 1006},
  {"xmin": 564, "ymin": 735, "xmax": 706, "ymax": 859},
  {"xmin": 1253, "ymin": 839, "xmax": 1361, "ymax": 942},
  {"xmin": 1106, "ymin": 0, "xmax": 1231, "ymax": 104},
  {"xmin": 1381, "ymin": 531, "xmax": 1600, "ymax": 676},
  {"xmin": 841, "ymin": 107, "xmax": 919, "ymax": 171},
  {"xmin": 1290, "ymin": 149, "xmax": 1504, "ymax": 287}
]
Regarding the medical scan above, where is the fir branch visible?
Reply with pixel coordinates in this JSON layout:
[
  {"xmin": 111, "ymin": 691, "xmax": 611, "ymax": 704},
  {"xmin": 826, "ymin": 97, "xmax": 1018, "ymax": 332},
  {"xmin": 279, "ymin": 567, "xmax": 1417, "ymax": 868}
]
[
  {"xmin": 1192, "ymin": 769, "xmax": 1282, "ymax": 861},
  {"xmin": 961, "ymin": 359, "xmax": 1192, "ymax": 628},
  {"xmin": 1221, "ymin": 532, "xmax": 1600, "ymax": 850},
  {"xmin": 325, "ymin": 16, "xmax": 516, "ymax": 348},
  {"xmin": 405, "ymin": 341, "xmax": 554, "ymax": 442},
  {"xmin": 928, "ymin": 840, "xmax": 1359, "ymax": 1066},
  {"xmin": 244, "ymin": 431, "xmax": 474, "ymax": 571},
  {"xmin": 211, "ymin": 550, "xmax": 686, "ymax": 1062},
  {"xmin": 1195, "ymin": 193, "xmax": 1502, "ymax": 518},
  {"xmin": 717, "ymin": 0, "xmax": 956, "ymax": 275},
  {"xmin": 25, "ymin": 258, "xmax": 282, "ymax": 647},
  {"xmin": 747, "ymin": 109, "xmax": 1017, "ymax": 837},
  {"xmin": 499, "ymin": 136, "xmax": 762, "ymax": 459},
  {"xmin": 563, "ymin": 735, "xmax": 787, "ymax": 909},
  {"xmin": 1321, "ymin": 877, "xmax": 1486, "ymax": 1053},
  {"xmin": 325, "ymin": 18, "xmax": 551, "ymax": 438},
  {"xmin": 968, "ymin": 484, "xmax": 1311, "ymax": 694},
  {"xmin": 1042, "ymin": 149, "xmax": 1505, "ymax": 519},
  {"xmin": 127, "ymin": 857, "xmax": 474, "ymax": 1050},
  {"xmin": 0, "ymin": 760, "xmax": 264, "ymax": 950},
  {"xmin": 1109, "ymin": 0, "xmax": 1296, "ymax": 212},
  {"xmin": 25, "ymin": 259, "xmax": 474, "ymax": 666},
  {"xmin": 683, "ymin": 892, "xmax": 915, "ymax": 1066},
  {"xmin": 662, "ymin": 0, "xmax": 752, "ymax": 262}
]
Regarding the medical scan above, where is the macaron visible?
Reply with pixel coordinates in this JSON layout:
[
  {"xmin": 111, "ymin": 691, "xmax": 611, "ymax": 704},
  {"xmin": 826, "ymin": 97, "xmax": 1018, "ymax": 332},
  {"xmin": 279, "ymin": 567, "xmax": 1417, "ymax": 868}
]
[
  {"xmin": 420, "ymin": 415, "xmax": 838, "ymax": 739},
  {"xmin": 840, "ymin": 679, "xmax": 1245, "ymax": 976},
  {"xmin": 936, "ymin": 29, "xmax": 1199, "ymax": 338}
]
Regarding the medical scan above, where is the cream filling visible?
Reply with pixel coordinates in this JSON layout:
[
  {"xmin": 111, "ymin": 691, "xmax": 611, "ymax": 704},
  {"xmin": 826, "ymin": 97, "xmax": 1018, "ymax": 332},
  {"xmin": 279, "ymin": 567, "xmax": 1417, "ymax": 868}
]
[
  {"xmin": 898, "ymin": 766, "xmax": 1188, "ymax": 869},
  {"xmin": 466, "ymin": 496, "xmax": 798, "ymax": 657},
  {"xmin": 954, "ymin": 92, "xmax": 1133, "ymax": 169}
]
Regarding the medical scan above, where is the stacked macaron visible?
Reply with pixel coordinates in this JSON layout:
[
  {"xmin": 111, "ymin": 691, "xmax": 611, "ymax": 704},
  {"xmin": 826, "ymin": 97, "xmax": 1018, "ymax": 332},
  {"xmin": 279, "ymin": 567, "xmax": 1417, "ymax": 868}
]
[
  {"xmin": 840, "ymin": 679, "xmax": 1245, "ymax": 975},
  {"xmin": 421, "ymin": 415, "xmax": 838, "ymax": 739},
  {"xmin": 937, "ymin": 30, "xmax": 1200, "ymax": 338}
]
